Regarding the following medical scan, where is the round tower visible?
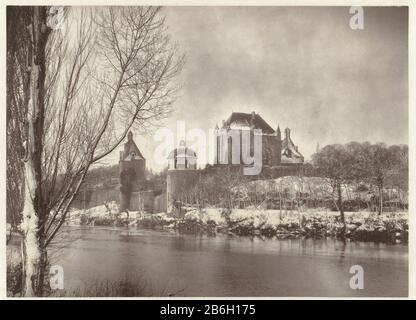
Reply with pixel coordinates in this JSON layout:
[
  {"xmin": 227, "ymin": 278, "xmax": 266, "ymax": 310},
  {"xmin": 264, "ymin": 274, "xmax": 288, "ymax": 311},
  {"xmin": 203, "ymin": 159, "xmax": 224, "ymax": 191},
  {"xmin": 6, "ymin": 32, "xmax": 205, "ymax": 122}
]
[{"xmin": 166, "ymin": 141, "xmax": 199, "ymax": 214}]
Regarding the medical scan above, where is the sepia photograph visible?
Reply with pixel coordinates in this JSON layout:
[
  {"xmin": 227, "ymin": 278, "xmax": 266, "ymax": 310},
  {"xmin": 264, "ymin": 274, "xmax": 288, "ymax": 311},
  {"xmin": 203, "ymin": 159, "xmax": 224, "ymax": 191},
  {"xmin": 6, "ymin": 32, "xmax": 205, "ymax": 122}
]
[{"xmin": 4, "ymin": 2, "xmax": 411, "ymax": 299}]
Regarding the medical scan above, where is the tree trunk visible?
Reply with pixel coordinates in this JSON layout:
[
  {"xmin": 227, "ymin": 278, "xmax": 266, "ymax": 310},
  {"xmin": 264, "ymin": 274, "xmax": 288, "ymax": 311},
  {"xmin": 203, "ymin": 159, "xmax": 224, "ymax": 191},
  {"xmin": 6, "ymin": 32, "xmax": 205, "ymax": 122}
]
[
  {"xmin": 35, "ymin": 240, "xmax": 48, "ymax": 296},
  {"xmin": 378, "ymin": 184, "xmax": 383, "ymax": 215},
  {"xmin": 337, "ymin": 183, "xmax": 346, "ymax": 241},
  {"xmin": 21, "ymin": 162, "xmax": 40, "ymax": 296},
  {"xmin": 20, "ymin": 6, "xmax": 50, "ymax": 297}
]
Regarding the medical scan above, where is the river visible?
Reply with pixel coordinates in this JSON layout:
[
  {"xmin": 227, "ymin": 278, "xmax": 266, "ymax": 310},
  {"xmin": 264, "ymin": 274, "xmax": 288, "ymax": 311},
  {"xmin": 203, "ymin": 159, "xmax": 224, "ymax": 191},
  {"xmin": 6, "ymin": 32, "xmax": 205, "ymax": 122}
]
[{"xmin": 49, "ymin": 226, "xmax": 408, "ymax": 297}]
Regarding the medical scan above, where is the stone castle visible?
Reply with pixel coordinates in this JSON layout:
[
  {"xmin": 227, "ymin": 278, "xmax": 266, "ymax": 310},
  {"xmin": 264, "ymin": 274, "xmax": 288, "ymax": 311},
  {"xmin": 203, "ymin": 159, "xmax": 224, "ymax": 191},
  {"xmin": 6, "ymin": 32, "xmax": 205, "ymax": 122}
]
[
  {"xmin": 215, "ymin": 111, "xmax": 304, "ymax": 166},
  {"xmin": 166, "ymin": 111, "xmax": 305, "ymax": 213},
  {"xmin": 74, "ymin": 111, "xmax": 305, "ymax": 214}
]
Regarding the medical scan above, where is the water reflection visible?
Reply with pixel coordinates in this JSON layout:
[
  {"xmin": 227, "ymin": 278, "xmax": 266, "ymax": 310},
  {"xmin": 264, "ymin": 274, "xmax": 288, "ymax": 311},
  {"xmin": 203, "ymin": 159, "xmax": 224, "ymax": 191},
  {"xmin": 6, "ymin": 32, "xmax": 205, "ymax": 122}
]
[{"xmin": 53, "ymin": 226, "xmax": 408, "ymax": 297}]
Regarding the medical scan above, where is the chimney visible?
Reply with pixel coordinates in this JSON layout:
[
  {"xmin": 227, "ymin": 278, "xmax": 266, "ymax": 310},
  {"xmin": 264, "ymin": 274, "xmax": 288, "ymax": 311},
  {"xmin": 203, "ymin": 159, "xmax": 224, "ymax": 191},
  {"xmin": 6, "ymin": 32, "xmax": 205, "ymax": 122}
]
[{"xmin": 251, "ymin": 111, "xmax": 256, "ymax": 127}]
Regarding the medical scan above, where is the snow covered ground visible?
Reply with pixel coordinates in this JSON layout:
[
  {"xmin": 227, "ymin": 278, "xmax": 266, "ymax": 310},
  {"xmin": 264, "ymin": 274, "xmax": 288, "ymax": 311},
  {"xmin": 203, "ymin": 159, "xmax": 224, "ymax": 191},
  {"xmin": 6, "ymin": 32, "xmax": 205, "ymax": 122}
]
[{"xmin": 65, "ymin": 202, "xmax": 408, "ymax": 242}]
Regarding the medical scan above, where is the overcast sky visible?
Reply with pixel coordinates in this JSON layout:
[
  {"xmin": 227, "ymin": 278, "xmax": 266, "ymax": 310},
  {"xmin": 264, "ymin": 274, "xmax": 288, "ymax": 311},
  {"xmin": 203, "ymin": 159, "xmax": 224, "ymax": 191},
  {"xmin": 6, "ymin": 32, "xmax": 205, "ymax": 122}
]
[{"xmin": 103, "ymin": 6, "xmax": 408, "ymax": 171}]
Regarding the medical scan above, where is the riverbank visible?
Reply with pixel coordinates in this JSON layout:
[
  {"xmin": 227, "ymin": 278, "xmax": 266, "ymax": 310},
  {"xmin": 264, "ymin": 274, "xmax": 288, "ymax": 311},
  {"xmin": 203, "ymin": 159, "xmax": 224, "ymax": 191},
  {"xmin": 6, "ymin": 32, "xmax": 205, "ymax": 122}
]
[{"xmin": 68, "ymin": 203, "xmax": 408, "ymax": 243}]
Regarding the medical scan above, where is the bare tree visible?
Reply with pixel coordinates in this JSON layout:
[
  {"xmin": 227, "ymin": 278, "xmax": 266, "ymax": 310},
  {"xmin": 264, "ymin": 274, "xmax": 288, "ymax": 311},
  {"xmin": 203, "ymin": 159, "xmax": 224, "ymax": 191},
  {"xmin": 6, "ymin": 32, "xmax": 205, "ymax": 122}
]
[
  {"xmin": 344, "ymin": 142, "xmax": 408, "ymax": 215},
  {"xmin": 363, "ymin": 143, "xmax": 401, "ymax": 215},
  {"xmin": 6, "ymin": 7, "xmax": 33, "ymax": 242},
  {"xmin": 8, "ymin": 6, "xmax": 183, "ymax": 296},
  {"xmin": 312, "ymin": 144, "xmax": 357, "ymax": 240}
]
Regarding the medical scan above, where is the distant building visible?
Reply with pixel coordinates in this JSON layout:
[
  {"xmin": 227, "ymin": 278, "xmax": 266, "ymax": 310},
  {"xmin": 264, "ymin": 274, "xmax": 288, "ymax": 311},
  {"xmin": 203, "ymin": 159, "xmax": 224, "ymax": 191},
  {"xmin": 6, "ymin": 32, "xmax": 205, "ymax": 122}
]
[
  {"xmin": 166, "ymin": 140, "xmax": 199, "ymax": 213},
  {"xmin": 215, "ymin": 111, "xmax": 303, "ymax": 167},
  {"xmin": 73, "ymin": 112, "xmax": 305, "ymax": 215},
  {"xmin": 281, "ymin": 127, "xmax": 304, "ymax": 164},
  {"xmin": 167, "ymin": 140, "xmax": 197, "ymax": 170},
  {"xmin": 119, "ymin": 131, "xmax": 146, "ymax": 211}
]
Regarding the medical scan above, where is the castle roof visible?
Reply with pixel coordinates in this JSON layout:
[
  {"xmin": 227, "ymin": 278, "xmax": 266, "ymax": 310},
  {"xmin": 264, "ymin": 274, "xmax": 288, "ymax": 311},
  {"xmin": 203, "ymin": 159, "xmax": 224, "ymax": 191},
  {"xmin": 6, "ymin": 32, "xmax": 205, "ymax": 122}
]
[
  {"xmin": 222, "ymin": 112, "xmax": 275, "ymax": 134},
  {"xmin": 121, "ymin": 131, "xmax": 145, "ymax": 161},
  {"xmin": 167, "ymin": 140, "xmax": 197, "ymax": 159}
]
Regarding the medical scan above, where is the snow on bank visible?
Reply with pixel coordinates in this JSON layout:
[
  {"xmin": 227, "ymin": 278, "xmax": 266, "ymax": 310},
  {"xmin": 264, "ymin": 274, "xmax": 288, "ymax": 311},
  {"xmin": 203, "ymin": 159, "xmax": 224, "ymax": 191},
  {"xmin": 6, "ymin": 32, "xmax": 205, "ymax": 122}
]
[
  {"xmin": 183, "ymin": 207, "xmax": 407, "ymax": 229},
  {"xmin": 67, "ymin": 202, "xmax": 408, "ymax": 242},
  {"xmin": 178, "ymin": 207, "xmax": 407, "ymax": 241},
  {"xmin": 68, "ymin": 201, "xmax": 137, "ymax": 225},
  {"xmin": 69, "ymin": 202, "xmax": 407, "ymax": 229}
]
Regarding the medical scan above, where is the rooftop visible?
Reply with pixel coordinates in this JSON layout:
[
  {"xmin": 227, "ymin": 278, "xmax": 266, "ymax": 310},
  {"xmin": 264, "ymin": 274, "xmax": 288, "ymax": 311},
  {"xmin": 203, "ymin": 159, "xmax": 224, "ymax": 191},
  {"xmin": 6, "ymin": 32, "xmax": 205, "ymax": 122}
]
[{"xmin": 221, "ymin": 111, "xmax": 275, "ymax": 134}]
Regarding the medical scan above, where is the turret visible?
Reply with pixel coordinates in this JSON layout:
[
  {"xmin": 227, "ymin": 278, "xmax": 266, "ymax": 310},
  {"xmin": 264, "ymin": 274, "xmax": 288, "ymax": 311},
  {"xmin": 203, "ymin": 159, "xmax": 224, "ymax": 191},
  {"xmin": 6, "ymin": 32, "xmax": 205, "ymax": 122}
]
[
  {"xmin": 285, "ymin": 127, "xmax": 291, "ymax": 139},
  {"xmin": 119, "ymin": 131, "xmax": 146, "ymax": 212},
  {"xmin": 167, "ymin": 140, "xmax": 197, "ymax": 170},
  {"xmin": 250, "ymin": 111, "xmax": 256, "ymax": 127},
  {"xmin": 275, "ymin": 124, "xmax": 282, "ymax": 165}
]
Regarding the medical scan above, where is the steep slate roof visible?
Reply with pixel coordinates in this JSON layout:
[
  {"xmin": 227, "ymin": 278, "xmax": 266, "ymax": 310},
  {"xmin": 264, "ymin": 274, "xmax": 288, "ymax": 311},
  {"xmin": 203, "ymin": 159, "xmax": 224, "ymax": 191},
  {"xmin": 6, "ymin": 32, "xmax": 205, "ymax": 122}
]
[
  {"xmin": 222, "ymin": 112, "xmax": 275, "ymax": 134},
  {"xmin": 121, "ymin": 131, "xmax": 145, "ymax": 161}
]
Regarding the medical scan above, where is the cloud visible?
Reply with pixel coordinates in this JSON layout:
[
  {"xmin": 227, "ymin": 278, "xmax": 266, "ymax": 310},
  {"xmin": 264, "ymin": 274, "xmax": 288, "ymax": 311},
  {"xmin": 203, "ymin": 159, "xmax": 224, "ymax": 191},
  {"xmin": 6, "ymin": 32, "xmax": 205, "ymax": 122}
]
[{"xmin": 105, "ymin": 6, "xmax": 408, "ymax": 171}]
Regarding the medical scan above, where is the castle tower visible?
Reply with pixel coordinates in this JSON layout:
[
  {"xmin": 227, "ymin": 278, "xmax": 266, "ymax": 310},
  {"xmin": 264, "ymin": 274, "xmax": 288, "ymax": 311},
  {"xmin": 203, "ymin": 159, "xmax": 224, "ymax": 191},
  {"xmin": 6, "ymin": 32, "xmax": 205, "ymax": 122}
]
[
  {"xmin": 215, "ymin": 112, "xmax": 276, "ymax": 167},
  {"xmin": 281, "ymin": 127, "xmax": 304, "ymax": 164},
  {"xmin": 214, "ymin": 123, "xmax": 219, "ymax": 165},
  {"xmin": 119, "ymin": 131, "xmax": 146, "ymax": 212},
  {"xmin": 166, "ymin": 141, "xmax": 198, "ymax": 214},
  {"xmin": 284, "ymin": 127, "xmax": 291, "ymax": 139},
  {"xmin": 275, "ymin": 125, "xmax": 282, "ymax": 165}
]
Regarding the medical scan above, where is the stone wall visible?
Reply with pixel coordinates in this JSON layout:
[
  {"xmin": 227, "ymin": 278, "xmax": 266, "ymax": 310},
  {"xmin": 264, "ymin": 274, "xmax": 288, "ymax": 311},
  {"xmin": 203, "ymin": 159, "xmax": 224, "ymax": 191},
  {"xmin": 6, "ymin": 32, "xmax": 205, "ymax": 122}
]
[
  {"xmin": 216, "ymin": 129, "xmax": 281, "ymax": 167},
  {"xmin": 73, "ymin": 187, "xmax": 167, "ymax": 213},
  {"xmin": 262, "ymin": 134, "xmax": 281, "ymax": 166},
  {"xmin": 119, "ymin": 158, "xmax": 146, "ymax": 182},
  {"xmin": 72, "ymin": 163, "xmax": 309, "ymax": 213},
  {"xmin": 166, "ymin": 169, "xmax": 201, "ymax": 213},
  {"xmin": 72, "ymin": 186, "xmax": 120, "ymax": 209},
  {"xmin": 127, "ymin": 190, "xmax": 167, "ymax": 213},
  {"xmin": 154, "ymin": 191, "xmax": 167, "ymax": 213}
]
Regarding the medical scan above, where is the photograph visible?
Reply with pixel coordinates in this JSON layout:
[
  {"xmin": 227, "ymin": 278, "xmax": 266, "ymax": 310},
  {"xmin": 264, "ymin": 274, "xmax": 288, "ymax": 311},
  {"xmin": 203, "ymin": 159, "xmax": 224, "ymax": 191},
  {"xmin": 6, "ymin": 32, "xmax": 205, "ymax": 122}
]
[{"xmin": 4, "ymin": 3, "xmax": 410, "ymax": 299}]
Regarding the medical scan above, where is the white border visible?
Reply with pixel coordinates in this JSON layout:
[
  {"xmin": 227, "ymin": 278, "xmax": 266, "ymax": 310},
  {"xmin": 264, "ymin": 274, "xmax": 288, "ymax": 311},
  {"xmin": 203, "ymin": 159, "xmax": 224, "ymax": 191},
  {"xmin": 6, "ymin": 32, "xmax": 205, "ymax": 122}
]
[{"xmin": 1, "ymin": 0, "xmax": 414, "ymax": 300}]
